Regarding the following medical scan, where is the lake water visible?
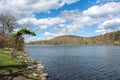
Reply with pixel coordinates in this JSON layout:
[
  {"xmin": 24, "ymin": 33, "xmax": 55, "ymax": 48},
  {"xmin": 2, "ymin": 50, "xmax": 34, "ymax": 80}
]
[{"xmin": 25, "ymin": 45, "xmax": 120, "ymax": 80}]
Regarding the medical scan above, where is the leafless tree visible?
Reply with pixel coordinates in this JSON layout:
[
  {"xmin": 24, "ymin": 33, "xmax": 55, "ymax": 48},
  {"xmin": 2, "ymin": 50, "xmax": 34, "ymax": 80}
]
[{"xmin": 0, "ymin": 12, "xmax": 17, "ymax": 34}]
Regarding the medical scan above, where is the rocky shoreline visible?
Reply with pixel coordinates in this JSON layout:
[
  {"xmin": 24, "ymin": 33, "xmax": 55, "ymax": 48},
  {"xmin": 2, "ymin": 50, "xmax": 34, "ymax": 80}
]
[
  {"xmin": 24, "ymin": 56, "xmax": 49, "ymax": 80},
  {"xmin": 1, "ymin": 49, "xmax": 49, "ymax": 80},
  {"xmin": 0, "ymin": 48, "xmax": 49, "ymax": 80},
  {"xmin": 14, "ymin": 50, "xmax": 49, "ymax": 80},
  {"xmin": 17, "ymin": 49, "xmax": 49, "ymax": 80}
]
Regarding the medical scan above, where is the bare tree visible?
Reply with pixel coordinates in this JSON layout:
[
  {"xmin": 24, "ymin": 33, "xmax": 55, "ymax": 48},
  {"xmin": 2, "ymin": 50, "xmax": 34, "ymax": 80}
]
[
  {"xmin": 0, "ymin": 13, "xmax": 18, "ymax": 48},
  {"xmin": 0, "ymin": 12, "xmax": 17, "ymax": 34}
]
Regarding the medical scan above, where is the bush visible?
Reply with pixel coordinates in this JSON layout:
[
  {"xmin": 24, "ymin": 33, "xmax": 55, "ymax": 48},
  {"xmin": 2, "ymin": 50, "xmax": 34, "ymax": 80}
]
[{"xmin": 0, "ymin": 33, "xmax": 25, "ymax": 51}]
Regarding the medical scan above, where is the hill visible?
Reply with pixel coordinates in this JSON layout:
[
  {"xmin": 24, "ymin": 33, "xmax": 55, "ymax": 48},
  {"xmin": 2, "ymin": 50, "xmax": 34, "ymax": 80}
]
[{"xmin": 28, "ymin": 31, "xmax": 120, "ymax": 45}]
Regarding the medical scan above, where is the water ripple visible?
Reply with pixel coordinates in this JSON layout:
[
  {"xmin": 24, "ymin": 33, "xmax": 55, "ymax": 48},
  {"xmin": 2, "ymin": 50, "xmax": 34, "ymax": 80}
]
[{"xmin": 26, "ymin": 45, "xmax": 120, "ymax": 80}]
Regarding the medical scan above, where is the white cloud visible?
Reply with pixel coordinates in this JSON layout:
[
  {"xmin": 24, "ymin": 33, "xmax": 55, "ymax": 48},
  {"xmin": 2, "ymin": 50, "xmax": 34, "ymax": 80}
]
[
  {"xmin": 1, "ymin": 0, "xmax": 120, "ymax": 42},
  {"xmin": 63, "ymin": 0, "xmax": 79, "ymax": 4},
  {"xmin": 42, "ymin": 32, "xmax": 56, "ymax": 40},
  {"xmin": 39, "ymin": 26, "xmax": 47, "ymax": 30},
  {"xmin": 96, "ymin": 18, "xmax": 120, "ymax": 33},
  {"xmin": 0, "ymin": 0, "xmax": 79, "ymax": 13},
  {"xmin": 83, "ymin": 2, "xmax": 120, "ymax": 18},
  {"xmin": 96, "ymin": 0, "xmax": 120, "ymax": 4},
  {"xmin": 1, "ymin": 0, "xmax": 80, "ymax": 42},
  {"xmin": 18, "ymin": 17, "xmax": 66, "ymax": 31},
  {"xmin": 44, "ymin": 32, "xmax": 53, "ymax": 37},
  {"xmin": 82, "ymin": 2, "xmax": 120, "ymax": 34},
  {"xmin": 22, "ymin": 2, "xmax": 120, "ymax": 42},
  {"xmin": 61, "ymin": 2, "xmax": 120, "ymax": 34}
]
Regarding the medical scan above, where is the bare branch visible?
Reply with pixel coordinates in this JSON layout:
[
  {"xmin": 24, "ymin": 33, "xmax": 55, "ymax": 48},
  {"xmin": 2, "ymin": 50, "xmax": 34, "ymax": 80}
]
[{"xmin": 0, "ymin": 12, "xmax": 17, "ymax": 34}]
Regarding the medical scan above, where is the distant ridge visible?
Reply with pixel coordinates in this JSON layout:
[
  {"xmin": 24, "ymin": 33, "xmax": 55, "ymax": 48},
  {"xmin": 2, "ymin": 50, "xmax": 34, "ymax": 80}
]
[{"xmin": 28, "ymin": 30, "xmax": 120, "ymax": 45}]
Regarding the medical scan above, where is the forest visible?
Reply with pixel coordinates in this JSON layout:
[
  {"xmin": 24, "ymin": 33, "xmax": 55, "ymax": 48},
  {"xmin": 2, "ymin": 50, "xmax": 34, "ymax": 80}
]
[{"xmin": 29, "ymin": 30, "xmax": 120, "ymax": 45}]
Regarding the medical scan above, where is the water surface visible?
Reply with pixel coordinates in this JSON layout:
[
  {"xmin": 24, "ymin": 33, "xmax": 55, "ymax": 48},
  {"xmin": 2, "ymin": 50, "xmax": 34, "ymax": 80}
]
[{"xmin": 25, "ymin": 45, "xmax": 120, "ymax": 80}]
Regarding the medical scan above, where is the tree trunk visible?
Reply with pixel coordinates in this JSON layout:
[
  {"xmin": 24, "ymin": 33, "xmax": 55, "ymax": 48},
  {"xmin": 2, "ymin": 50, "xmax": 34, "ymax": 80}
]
[
  {"xmin": 11, "ymin": 36, "xmax": 22, "ymax": 58},
  {"xmin": 11, "ymin": 37, "xmax": 17, "ymax": 58}
]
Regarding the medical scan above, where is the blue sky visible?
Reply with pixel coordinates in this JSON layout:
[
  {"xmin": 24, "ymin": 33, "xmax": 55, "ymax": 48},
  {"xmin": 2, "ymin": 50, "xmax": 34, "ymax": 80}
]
[
  {"xmin": 35, "ymin": 0, "xmax": 96, "ymax": 19},
  {"xmin": 0, "ymin": 0, "xmax": 120, "ymax": 42}
]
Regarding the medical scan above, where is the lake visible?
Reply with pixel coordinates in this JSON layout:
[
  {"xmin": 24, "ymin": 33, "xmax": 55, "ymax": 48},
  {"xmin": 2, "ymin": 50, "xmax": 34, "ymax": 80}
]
[{"xmin": 25, "ymin": 45, "xmax": 120, "ymax": 80}]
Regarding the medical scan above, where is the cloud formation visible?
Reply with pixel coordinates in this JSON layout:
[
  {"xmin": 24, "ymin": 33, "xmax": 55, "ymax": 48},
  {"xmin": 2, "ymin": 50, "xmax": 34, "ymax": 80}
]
[
  {"xmin": 19, "ymin": 2, "xmax": 120, "ymax": 41},
  {"xmin": 0, "ymin": 0, "xmax": 120, "ymax": 42},
  {"xmin": 83, "ymin": 2, "xmax": 120, "ymax": 33},
  {"xmin": 0, "ymin": 0, "xmax": 78, "ymax": 17},
  {"xmin": 96, "ymin": 0, "xmax": 120, "ymax": 4},
  {"xmin": 96, "ymin": 18, "xmax": 120, "ymax": 33}
]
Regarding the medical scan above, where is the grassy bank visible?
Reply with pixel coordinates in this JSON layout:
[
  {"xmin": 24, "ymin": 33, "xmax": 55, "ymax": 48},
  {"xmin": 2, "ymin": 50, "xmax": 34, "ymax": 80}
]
[
  {"xmin": 0, "ymin": 48, "xmax": 26, "ymax": 74},
  {"xmin": 0, "ymin": 49, "xmax": 48, "ymax": 80}
]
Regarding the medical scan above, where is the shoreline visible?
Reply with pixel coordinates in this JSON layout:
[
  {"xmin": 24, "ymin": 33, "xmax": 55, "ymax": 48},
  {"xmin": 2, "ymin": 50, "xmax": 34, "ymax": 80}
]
[
  {"xmin": 24, "ymin": 56, "xmax": 49, "ymax": 80},
  {"xmin": 21, "ymin": 50, "xmax": 49, "ymax": 80},
  {"xmin": 0, "ymin": 49, "xmax": 49, "ymax": 80}
]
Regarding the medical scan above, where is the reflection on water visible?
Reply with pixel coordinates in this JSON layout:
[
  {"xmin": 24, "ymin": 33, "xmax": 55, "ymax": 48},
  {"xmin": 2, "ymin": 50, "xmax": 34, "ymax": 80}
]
[{"xmin": 25, "ymin": 45, "xmax": 120, "ymax": 80}]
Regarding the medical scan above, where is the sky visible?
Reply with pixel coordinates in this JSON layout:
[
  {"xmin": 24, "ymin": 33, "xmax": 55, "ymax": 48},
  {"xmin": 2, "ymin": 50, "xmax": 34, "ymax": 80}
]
[{"xmin": 0, "ymin": 0, "xmax": 120, "ymax": 42}]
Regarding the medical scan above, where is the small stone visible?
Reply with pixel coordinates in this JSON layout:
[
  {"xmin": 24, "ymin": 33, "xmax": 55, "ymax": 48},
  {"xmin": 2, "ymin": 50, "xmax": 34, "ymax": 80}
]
[
  {"xmin": 33, "ymin": 72, "xmax": 39, "ymax": 77},
  {"xmin": 42, "ymin": 73, "xmax": 48, "ymax": 77},
  {"xmin": 37, "ymin": 65, "xmax": 44, "ymax": 70},
  {"xmin": 28, "ymin": 66, "xmax": 32, "ymax": 69}
]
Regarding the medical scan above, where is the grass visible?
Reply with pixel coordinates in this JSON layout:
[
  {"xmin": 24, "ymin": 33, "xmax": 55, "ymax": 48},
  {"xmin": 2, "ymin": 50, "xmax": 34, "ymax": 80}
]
[
  {"xmin": 0, "ymin": 48, "xmax": 42, "ymax": 80},
  {"xmin": 0, "ymin": 48, "xmax": 26, "ymax": 74}
]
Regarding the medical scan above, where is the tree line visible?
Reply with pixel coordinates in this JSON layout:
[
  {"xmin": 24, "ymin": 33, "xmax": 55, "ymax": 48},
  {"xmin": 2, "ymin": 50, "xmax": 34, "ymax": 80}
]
[
  {"xmin": 29, "ymin": 31, "xmax": 120, "ymax": 45},
  {"xmin": 0, "ymin": 12, "xmax": 17, "ymax": 48},
  {"xmin": 0, "ymin": 12, "xmax": 35, "ymax": 57}
]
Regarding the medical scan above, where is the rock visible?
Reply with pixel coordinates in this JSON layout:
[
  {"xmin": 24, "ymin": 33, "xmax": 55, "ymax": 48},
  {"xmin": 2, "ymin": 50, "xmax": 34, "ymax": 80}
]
[
  {"xmin": 25, "ymin": 57, "xmax": 48, "ymax": 80},
  {"xmin": 40, "ymin": 73, "xmax": 49, "ymax": 80},
  {"xmin": 42, "ymin": 73, "xmax": 48, "ymax": 77},
  {"xmin": 37, "ymin": 65, "xmax": 44, "ymax": 70},
  {"xmin": 32, "ymin": 72, "xmax": 39, "ymax": 77},
  {"xmin": 16, "ymin": 56, "xmax": 23, "ymax": 59},
  {"xmin": 27, "ymin": 66, "xmax": 33, "ymax": 69},
  {"xmin": 26, "ymin": 59, "xmax": 37, "ymax": 66},
  {"xmin": 15, "ymin": 50, "xmax": 28, "ymax": 57}
]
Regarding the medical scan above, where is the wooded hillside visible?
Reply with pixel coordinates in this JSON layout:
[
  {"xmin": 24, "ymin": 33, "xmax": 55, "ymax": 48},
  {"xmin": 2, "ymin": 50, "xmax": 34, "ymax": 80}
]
[{"xmin": 29, "ymin": 30, "xmax": 120, "ymax": 45}]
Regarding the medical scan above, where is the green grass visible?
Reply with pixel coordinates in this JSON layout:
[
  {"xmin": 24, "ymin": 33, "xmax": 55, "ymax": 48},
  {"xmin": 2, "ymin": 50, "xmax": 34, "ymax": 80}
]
[
  {"xmin": 0, "ymin": 49, "xmax": 46, "ymax": 80},
  {"xmin": 0, "ymin": 49, "xmax": 26, "ymax": 73}
]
